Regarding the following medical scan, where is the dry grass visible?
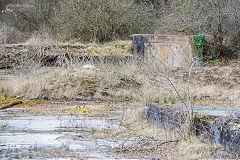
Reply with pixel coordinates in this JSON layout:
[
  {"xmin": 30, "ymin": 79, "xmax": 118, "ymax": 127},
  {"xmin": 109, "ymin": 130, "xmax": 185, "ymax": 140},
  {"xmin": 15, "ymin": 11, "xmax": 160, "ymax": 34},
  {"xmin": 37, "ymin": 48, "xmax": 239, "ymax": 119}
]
[
  {"xmin": 169, "ymin": 65, "xmax": 240, "ymax": 107},
  {"xmin": 107, "ymin": 109, "xmax": 228, "ymax": 159},
  {"xmin": 24, "ymin": 33, "xmax": 132, "ymax": 56},
  {"xmin": 3, "ymin": 56, "xmax": 239, "ymax": 107},
  {"xmin": 1, "ymin": 57, "xmax": 167, "ymax": 103},
  {"xmin": 121, "ymin": 109, "xmax": 178, "ymax": 140},
  {"xmin": 1, "ymin": 57, "xmax": 239, "ymax": 159},
  {"xmin": 0, "ymin": 80, "xmax": 11, "ymax": 99},
  {"xmin": 5, "ymin": 66, "xmax": 140, "ymax": 101},
  {"xmin": 25, "ymin": 32, "xmax": 56, "ymax": 47}
]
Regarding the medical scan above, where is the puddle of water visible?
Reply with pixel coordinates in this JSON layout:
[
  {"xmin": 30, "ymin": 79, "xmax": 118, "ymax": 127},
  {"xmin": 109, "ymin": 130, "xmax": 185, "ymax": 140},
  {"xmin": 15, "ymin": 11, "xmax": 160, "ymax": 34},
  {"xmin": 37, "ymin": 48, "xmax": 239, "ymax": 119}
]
[
  {"xmin": 0, "ymin": 131, "xmax": 140, "ymax": 150},
  {"xmin": 0, "ymin": 131, "xmax": 132, "ymax": 159},
  {"xmin": 0, "ymin": 133, "xmax": 62, "ymax": 148},
  {"xmin": 0, "ymin": 132, "xmax": 117, "ymax": 150},
  {"xmin": 0, "ymin": 115, "xmax": 120, "ymax": 131},
  {"xmin": 0, "ymin": 114, "xmax": 133, "ymax": 159}
]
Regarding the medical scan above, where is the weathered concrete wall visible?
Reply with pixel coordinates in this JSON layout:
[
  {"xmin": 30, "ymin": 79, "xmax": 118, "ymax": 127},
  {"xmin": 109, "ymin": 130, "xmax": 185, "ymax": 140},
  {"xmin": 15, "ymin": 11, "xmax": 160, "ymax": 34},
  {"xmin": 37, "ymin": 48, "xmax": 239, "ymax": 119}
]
[
  {"xmin": 145, "ymin": 105, "xmax": 240, "ymax": 156},
  {"xmin": 145, "ymin": 105, "xmax": 185, "ymax": 131},
  {"xmin": 131, "ymin": 34, "xmax": 193, "ymax": 67}
]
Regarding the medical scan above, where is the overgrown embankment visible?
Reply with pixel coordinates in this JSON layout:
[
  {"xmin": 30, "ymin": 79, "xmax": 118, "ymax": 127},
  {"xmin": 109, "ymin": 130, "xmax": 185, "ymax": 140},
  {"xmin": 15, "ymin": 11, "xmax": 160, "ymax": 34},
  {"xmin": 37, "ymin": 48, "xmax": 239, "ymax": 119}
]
[
  {"xmin": 5, "ymin": 67, "xmax": 142, "ymax": 102},
  {"xmin": 0, "ymin": 40, "xmax": 239, "ymax": 106},
  {"xmin": 0, "ymin": 41, "xmax": 132, "ymax": 69},
  {"xmin": 1, "ymin": 60, "xmax": 239, "ymax": 107}
]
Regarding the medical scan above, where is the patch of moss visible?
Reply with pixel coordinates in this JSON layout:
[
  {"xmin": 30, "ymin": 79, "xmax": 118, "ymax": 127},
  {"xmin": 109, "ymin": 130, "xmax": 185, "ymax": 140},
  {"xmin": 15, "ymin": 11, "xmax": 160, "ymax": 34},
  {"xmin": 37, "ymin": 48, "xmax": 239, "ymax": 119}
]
[
  {"xmin": 0, "ymin": 95, "xmax": 47, "ymax": 107},
  {"xmin": 207, "ymin": 57, "xmax": 229, "ymax": 66},
  {"xmin": 1, "ymin": 124, "xmax": 8, "ymax": 128},
  {"xmin": 62, "ymin": 106, "xmax": 101, "ymax": 115}
]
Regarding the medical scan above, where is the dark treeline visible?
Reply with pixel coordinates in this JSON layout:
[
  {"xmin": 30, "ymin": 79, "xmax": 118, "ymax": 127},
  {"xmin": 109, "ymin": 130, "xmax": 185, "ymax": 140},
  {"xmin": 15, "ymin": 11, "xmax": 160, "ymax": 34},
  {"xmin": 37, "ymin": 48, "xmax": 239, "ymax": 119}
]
[{"xmin": 0, "ymin": 0, "xmax": 239, "ymax": 57}]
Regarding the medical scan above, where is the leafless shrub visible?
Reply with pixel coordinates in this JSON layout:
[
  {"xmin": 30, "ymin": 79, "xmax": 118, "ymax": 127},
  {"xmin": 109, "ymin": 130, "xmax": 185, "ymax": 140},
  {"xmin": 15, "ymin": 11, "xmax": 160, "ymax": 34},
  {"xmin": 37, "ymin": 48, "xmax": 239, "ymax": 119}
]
[
  {"xmin": 0, "ymin": 23, "xmax": 25, "ymax": 44},
  {"xmin": 1, "ymin": 1, "xmax": 58, "ymax": 39},
  {"xmin": 52, "ymin": 0, "xmax": 155, "ymax": 42},
  {"xmin": 155, "ymin": 0, "xmax": 240, "ymax": 57},
  {"xmin": 25, "ymin": 32, "xmax": 56, "ymax": 47}
]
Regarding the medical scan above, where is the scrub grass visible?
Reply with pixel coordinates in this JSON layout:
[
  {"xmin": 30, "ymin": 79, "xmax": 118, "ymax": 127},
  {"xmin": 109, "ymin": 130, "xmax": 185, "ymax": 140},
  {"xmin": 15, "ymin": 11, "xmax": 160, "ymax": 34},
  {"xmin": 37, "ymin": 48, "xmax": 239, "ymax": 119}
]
[{"xmin": 2, "ymin": 56, "xmax": 239, "ymax": 107}]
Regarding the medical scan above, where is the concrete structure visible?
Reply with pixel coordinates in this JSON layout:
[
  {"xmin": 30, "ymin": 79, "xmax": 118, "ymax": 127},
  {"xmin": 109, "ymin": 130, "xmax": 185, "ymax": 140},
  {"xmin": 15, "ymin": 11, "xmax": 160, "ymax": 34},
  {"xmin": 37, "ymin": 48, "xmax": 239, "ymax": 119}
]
[
  {"xmin": 145, "ymin": 104, "xmax": 240, "ymax": 156},
  {"xmin": 131, "ymin": 34, "xmax": 193, "ymax": 67}
]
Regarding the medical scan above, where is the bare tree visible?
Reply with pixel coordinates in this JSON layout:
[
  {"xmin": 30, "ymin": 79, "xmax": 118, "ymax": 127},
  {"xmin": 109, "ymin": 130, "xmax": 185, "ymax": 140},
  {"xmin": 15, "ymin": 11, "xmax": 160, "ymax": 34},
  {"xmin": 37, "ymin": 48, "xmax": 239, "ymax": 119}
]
[{"xmin": 155, "ymin": 0, "xmax": 240, "ymax": 57}]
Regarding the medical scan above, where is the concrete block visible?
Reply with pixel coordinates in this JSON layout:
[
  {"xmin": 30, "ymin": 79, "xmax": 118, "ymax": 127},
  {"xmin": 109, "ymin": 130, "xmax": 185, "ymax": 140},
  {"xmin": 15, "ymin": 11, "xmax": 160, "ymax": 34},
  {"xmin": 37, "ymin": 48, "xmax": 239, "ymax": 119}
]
[
  {"xmin": 145, "ymin": 104, "xmax": 240, "ymax": 156},
  {"xmin": 212, "ymin": 118, "xmax": 240, "ymax": 156},
  {"xmin": 130, "ymin": 34, "xmax": 193, "ymax": 67}
]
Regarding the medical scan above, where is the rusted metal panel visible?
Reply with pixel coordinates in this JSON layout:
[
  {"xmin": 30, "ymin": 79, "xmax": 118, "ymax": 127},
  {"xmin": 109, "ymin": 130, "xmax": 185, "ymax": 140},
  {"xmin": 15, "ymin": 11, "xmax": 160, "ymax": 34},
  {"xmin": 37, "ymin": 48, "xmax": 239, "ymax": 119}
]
[{"xmin": 131, "ymin": 34, "xmax": 193, "ymax": 67}]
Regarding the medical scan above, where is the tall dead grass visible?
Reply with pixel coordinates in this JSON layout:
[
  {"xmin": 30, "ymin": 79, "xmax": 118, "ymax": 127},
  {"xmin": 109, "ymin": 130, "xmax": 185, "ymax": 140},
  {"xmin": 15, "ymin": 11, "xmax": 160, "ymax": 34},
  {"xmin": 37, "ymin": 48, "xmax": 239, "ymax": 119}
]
[
  {"xmin": 5, "ymin": 58, "xmax": 174, "ymax": 103},
  {"xmin": 25, "ymin": 32, "xmax": 56, "ymax": 47},
  {"xmin": 117, "ymin": 109, "xmax": 227, "ymax": 159},
  {"xmin": 4, "ymin": 54, "xmax": 238, "ymax": 106}
]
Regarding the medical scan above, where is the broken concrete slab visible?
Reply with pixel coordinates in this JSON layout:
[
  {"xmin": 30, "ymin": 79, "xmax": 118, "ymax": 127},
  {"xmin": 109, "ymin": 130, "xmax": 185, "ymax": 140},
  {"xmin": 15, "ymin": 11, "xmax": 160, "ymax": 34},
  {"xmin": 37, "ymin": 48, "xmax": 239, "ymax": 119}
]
[{"xmin": 145, "ymin": 104, "xmax": 240, "ymax": 156}]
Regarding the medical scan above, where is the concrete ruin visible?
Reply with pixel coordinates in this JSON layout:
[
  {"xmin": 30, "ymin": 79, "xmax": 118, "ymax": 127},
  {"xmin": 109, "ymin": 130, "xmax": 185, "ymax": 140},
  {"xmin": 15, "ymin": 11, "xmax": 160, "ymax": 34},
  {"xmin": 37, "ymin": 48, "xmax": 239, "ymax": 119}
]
[
  {"xmin": 145, "ymin": 105, "xmax": 240, "ymax": 157},
  {"xmin": 131, "ymin": 34, "xmax": 193, "ymax": 67}
]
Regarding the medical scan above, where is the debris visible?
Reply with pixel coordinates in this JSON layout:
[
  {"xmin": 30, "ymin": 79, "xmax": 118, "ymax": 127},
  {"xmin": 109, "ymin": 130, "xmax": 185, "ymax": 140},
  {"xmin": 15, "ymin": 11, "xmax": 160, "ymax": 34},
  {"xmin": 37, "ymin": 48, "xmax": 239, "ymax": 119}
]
[
  {"xmin": 16, "ymin": 95, "xmax": 25, "ymax": 99},
  {"xmin": 82, "ymin": 64, "xmax": 101, "ymax": 71},
  {"xmin": 0, "ymin": 101, "xmax": 23, "ymax": 110}
]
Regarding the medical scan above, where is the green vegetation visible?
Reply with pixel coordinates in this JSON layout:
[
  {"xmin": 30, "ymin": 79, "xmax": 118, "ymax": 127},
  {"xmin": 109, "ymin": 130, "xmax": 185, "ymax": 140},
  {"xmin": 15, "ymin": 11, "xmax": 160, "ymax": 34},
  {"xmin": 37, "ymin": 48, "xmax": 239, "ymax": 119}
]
[
  {"xmin": 192, "ymin": 34, "xmax": 206, "ymax": 63},
  {"xmin": 207, "ymin": 57, "xmax": 229, "ymax": 66},
  {"xmin": 1, "ymin": 124, "xmax": 8, "ymax": 128}
]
